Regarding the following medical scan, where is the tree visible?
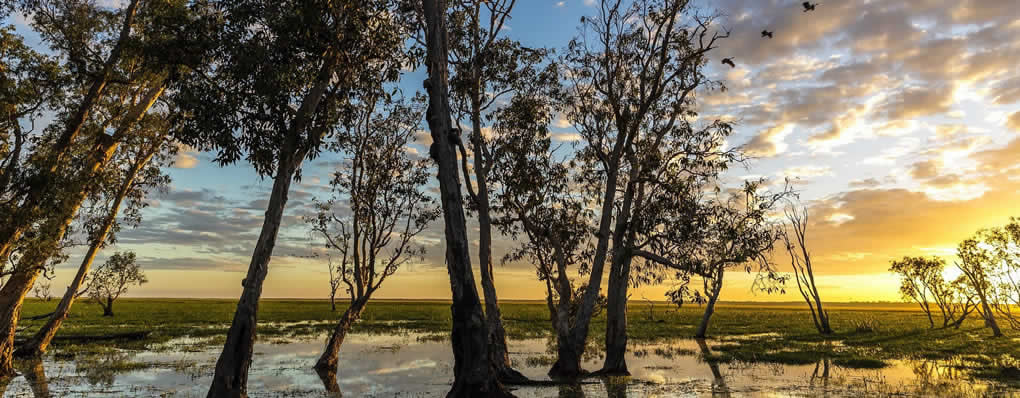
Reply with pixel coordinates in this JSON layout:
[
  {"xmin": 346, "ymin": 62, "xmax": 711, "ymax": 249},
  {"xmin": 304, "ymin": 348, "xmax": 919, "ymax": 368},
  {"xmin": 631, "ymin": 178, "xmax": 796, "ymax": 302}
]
[
  {"xmin": 170, "ymin": 1, "xmax": 416, "ymax": 395},
  {"xmin": 31, "ymin": 279, "xmax": 51, "ymax": 302},
  {"xmin": 955, "ymin": 222, "xmax": 1020, "ymax": 336},
  {"xmin": 562, "ymin": 0, "xmax": 730, "ymax": 375},
  {"xmin": 889, "ymin": 256, "xmax": 976, "ymax": 329},
  {"xmin": 783, "ymin": 205, "xmax": 832, "ymax": 335},
  {"xmin": 445, "ymin": 0, "xmax": 546, "ymax": 382},
  {"xmin": 307, "ymin": 92, "xmax": 440, "ymax": 387},
  {"xmin": 0, "ymin": 0, "xmax": 200, "ymax": 376},
  {"xmin": 420, "ymin": 0, "xmax": 513, "ymax": 395},
  {"xmin": 14, "ymin": 112, "xmax": 173, "ymax": 358},
  {"xmin": 86, "ymin": 251, "xmax": 147, "ymax": 317},
  {"xmin": 663, "ymin": 181, "xmax": 789, "ymax": 338},
  {"xmin": 981, "ymin": 218, "xmax": 1020, "ymax": 330}
]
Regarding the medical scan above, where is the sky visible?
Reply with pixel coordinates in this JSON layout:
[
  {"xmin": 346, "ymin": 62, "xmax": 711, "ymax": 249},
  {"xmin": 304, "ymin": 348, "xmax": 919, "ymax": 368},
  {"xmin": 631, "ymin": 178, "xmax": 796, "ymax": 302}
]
[{"xmin": 10, "ymin": 0, "xmax": 1020, "ymax": 302}]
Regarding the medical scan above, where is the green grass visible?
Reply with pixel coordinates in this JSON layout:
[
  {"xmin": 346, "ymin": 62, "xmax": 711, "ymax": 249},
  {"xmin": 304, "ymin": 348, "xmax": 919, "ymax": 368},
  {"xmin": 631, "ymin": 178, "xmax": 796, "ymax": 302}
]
[{"xmin": 16, "ymin": 298, "xmax": 1020, "ymax": 383}]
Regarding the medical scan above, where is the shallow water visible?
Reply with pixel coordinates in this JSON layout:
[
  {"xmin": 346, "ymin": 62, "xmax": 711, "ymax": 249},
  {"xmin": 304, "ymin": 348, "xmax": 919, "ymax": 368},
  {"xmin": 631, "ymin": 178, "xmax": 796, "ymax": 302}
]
[{"xmin": 3, "ymin": 332, "xmax": 1018, "ymax": 397}]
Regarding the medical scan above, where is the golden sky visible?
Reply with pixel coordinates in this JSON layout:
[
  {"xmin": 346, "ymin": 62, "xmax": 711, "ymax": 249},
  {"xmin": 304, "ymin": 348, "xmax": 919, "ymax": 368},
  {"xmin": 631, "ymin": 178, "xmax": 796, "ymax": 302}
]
[{"xmin": 22, "ymin": 0, "xmax": 1020, "ymax": 302}]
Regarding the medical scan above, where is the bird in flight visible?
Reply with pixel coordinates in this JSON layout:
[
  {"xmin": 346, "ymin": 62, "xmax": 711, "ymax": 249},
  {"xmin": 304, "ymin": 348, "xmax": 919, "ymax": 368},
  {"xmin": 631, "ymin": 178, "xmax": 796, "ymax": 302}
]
[
  {"xmin": 721, "ymin": 58, "xmax": 736, "ymax": 68},
  {"xmin": 761, "ymin": 30, "xmax": 774, "ymax": 39},
  {"xmin": 803, "ymin": 2, "xmax": 818, "ymax": 12}
]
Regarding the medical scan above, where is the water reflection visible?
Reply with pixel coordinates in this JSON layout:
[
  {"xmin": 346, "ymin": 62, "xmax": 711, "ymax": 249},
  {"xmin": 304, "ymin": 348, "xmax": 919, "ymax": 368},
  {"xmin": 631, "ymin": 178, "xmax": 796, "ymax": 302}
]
[
  {"xmin": 695, "ymin": 338, "xmax": 730, "ymax": 397},
  {"xmin": 0, "ymin": 332, "xmax": 1015, "ymax": 397},
  {"xmin": 316, "ymin": 366, "xmax": 343, "ymax": 396}
]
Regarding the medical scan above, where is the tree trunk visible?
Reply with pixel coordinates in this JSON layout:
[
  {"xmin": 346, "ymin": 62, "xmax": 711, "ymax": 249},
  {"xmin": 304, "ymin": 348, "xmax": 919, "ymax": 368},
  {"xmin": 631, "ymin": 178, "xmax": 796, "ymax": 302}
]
[
  {"xmin": 979, "ymin": 298, "xmax": 1002, "ymax": 337},
  {"xmin": 696, "ymin": 270, "xmax": 724, "ymax": 339},
  {"xmin": 0, "ymin": 134, "xmax": 113, "ymax": 376},
  {"xmin": 601, "ymin": 254, "xmax": 632, "ymax": 375},
  {"xmin": 0, "ymin": 267, "xmax": 43, "ymax": 377},
  {"xmin": 205, "ymin": 53, "xmax": 337, "ymax": 398},
  {"xmin": 421, "ymin": 1, "xmax": 511, "ymax": 396},
  {"xmin": 21, "ymin": 359, "xmax": 49, "ymax": 398},
  {"xmin": 315, "ymin": 299, "xmax": 367, "ymax": 373},
  {"xmin": 205, "ymin": 151, "xmax": 299, "ymax": 398},
  {"xmin": 102, "ymin": 297, "xmax": 114, "ymax": 317},
  {"xmin": 477, "ymin": 194, "xmax": 522, "ymax": 383},
  {"xmin": 15, "ymin": 111, "xmax": 161, "ymax": 360},
  {"xmin": 0, "ymin": 0, "xmax": 140, "ymax": 262}
]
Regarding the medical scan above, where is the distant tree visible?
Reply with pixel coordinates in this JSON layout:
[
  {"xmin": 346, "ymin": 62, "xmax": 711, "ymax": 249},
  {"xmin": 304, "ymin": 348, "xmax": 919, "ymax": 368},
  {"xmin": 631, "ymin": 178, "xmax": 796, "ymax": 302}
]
[
  {"xmin": 783, "ymin": 205, "xmax": 832, "ymax": 335},
  {"xmin": 663, "ymin": 181, "xmax": 789, "ymax": 338},
  {"xmin": 324, "ymin": 256, "xmax": 342, "ymax": 313},
  {"xmin": 31, "ymin": 279, "xmax": 52, "ymax": 302},
  {"xmin": 983, "ymin": 218, "xmax": 1020, "ymax": 330},
  {"xmin": 307, "ymin": 92, "xmax": 440, "ymax": 385},
  {"xmin": 889, "ymin": 256, "xmax": 976, "ymax": 329},
  {"xmin": 87, "ymin": 251, "xmax": 147, "ymax": 317},
  {"xmin": 956, "ymin": 232, "xmax": 1004, "ymax": 337}
]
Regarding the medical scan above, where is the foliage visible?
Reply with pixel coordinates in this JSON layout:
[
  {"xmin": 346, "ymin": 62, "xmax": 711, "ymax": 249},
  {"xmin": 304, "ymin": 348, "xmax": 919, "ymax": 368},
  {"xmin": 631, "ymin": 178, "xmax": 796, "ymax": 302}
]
[
  {"xmin": 889, "ymin": 255, "xmax": 976, "ymax": 328},
  {"xmin": 87, "ymin": 251, "xmax": 147, "ymax": 316}
]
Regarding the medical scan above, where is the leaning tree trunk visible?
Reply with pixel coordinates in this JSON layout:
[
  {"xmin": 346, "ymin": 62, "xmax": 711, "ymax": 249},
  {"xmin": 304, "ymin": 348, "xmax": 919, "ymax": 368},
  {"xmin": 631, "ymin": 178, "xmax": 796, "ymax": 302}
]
[
  {"xmin": 0, "ymin": 134, "xmax": 117, "ymax": 377},
  {"xmin": 205, "ymin": 55, "xmax": 337, "ymax": 398},
  {"xmin": 421, "ymin": 1, "xmax": 511, "ymax": 396},
  {"xmin": 696, "ymin": 269, "xmax": 724, "ymax": 339},
  {"xmin": 315, "ymin": 299, "xmax": 367, "ymax": 374},
  {"xmin": 0, "ymin": 0, "xmax": 140, "ymax": 262},
  {"xmin": 16, "ymin": 146, "xmax": 155, "ymax": 359},
  {"xmin": 205, "ymin": 147, "xmax": 300, "ymax": 398}
]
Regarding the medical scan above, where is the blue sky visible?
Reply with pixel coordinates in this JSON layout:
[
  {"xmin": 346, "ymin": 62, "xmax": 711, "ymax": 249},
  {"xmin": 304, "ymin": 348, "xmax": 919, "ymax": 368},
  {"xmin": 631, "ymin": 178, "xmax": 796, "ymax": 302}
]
[{"xmin": 9, "ymin": 0, "xmax": 1020, "ymax": 301}]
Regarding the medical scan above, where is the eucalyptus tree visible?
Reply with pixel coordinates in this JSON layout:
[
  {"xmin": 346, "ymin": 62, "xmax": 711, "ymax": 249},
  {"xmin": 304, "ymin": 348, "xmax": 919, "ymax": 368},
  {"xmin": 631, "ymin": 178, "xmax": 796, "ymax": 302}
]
[
  {"xmin": 307, "ymin": 93, "xmax": 440, "ymax": 389},
  {"xmin": 0, "ymin": 0, "xmax": 201, "ymax": 376},
  {"xmin": 563, "ymin": 0, "xmax": 731, "ymax": 375},
  {"xmin": 420, "ymin": 0, "xmax": 514, "ymax": 395},
  {"xmin": 445, "ymin": 0, "xmax": 551, "ymax": 381},
  {"xmin": 783, "ymin": 205, "xmax": 833, "ymax": 335},
  {"xmin": 889, "ymin": 256, "xmax": 976, "ymax": 329},
  {"xmin": 168, "ymin": 0, "xmax": 416, "ymax": 395},
  {"xmin": 661, "ymin": 181, "xmax": 789, "ymax": 338},
  {"xmin": 15, "ymin": 111, "xmax": 173, "ymax": 358},
  {"xmin": 980, "ymin": 218, "xmax": 1020, "ymax": 330},
  {"xmin": 956, "ymin": 227, "xmax": 1009, "ymax": 336},
  {"xmin": 86, "ymin": 250, "xmax": 147, "ymax": 316}
]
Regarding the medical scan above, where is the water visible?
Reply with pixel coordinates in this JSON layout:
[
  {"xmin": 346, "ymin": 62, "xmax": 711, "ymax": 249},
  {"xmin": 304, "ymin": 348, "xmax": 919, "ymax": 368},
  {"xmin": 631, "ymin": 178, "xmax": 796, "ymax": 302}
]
[{"xmin": 3, "ymin": 332, "xmax": 1018, "ymax": 397}]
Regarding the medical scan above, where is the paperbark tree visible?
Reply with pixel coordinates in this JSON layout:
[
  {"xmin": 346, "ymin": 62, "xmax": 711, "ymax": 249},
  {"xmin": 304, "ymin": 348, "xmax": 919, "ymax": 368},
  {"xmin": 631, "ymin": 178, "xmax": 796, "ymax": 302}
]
[
  {"xmin": 420, "ymin": 0, "xmax": 513, "ymax": 395},
  {"xmin": 307, "ymin": 92, "xmax": 439, "ymax": 382},
  {"xmin": 562, "ymin": 0, "xmax": 729, "ymax": 376},
  {"xmin": 783, "ymin": 205, "xmax": 833, "ymax": 335},
  {"xmin": 659, "ymin": 181, "xmax": 789, "ymax": 338},
  {"xmin": 0, "ymin": 0, "xmax": 141, "ymax": 261},
  {"xmin": 173, "ymin": 2, "xmax": 414, "ymax": 396},
  {"xmin": 889, "ymin": 256, "xmax": 977, "ymax": 329},
  {"xmin": 956, "ymin": 231, "xmax": 1005, "ymax": 337},
  {"xmin": 86, "ymin": 251, "xmax": 147, "ymax": 317},
  {"xmin": 445, "ymin": 0, "xmax": 549, "ymax": 382},
  {"xmin": 15, "ymin": 121, "xmax": 171, "ymax": 358}
]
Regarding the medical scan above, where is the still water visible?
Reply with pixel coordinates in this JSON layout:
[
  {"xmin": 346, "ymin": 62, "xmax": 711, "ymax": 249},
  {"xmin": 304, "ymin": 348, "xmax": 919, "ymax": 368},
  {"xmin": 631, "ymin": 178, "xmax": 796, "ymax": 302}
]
[{"xmin": 3, "ymin": 331, "xmax": 1017, "ymax": 397}]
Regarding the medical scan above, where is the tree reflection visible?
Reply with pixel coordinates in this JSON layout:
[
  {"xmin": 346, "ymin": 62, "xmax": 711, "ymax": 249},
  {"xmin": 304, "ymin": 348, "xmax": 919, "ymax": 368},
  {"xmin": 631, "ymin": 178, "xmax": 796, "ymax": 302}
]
[
  {"xmin": 695, "ymin": 339, "xmax": 730, "ymax": 397},
  {"xmin": 315, "ymin": 366, "xmax": 343, "ymax": 397},
  {"xmin": 19, "ymin": 359, "xmax": 50, "ymax": 398}
]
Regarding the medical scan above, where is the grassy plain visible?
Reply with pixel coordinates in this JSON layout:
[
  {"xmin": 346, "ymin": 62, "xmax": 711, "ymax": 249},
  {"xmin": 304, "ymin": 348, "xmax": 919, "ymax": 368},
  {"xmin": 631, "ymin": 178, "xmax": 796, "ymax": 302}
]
[{"xmin": 16, "ymin": 298, "xmax": 1020, "ymax": 382}]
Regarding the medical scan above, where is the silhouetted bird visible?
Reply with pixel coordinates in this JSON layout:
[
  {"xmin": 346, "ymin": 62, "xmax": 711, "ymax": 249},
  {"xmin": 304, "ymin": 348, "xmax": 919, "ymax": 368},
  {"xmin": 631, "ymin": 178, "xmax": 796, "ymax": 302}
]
[
  {"xmin": 761, "ymin": 30, "xmax": 773, "ymax": 39},
  {"xmin": 721, "ymin": 58, "xmax": 735, "ymax": 68},
  {"xmin": 802, "ymin": 2, "xmax": 817, "ymax": 12}
]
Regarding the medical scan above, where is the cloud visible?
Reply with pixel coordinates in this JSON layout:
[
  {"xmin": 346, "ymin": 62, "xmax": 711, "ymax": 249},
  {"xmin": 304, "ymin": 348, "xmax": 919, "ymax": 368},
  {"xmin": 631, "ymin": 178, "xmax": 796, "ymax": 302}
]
[
  {"xmin": 173, "ymin": 144, "xmax": 199, "ymax": 169},
  {"xmin": 1008, "ymin": 111, "xmax": 1020, "ymax": 132},
  {"xmin": 741, "ymin": 124, "xmax": 792, "ymax": 158}
]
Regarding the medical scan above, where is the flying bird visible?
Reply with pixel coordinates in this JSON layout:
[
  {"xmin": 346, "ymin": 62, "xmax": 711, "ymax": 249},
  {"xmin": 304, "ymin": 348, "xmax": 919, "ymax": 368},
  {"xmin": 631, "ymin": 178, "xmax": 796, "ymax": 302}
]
[
  {"xmin": 721, "ymin": 58, "xmax": 736, "ymax": 68},
  {"xmin": 761, "ymin": 30, "xmax": 773, "ymax": 39},
  {"xmin": 802, "ymin": 2, "xmax": 817, "ymax": 12}
]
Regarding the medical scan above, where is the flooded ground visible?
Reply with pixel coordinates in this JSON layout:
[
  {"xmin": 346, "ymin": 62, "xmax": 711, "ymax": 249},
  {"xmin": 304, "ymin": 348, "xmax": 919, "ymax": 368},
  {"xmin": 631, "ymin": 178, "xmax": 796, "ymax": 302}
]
[{"xmin": 3, "ymin": 331, "xmax": 1019, "ymax": 397}]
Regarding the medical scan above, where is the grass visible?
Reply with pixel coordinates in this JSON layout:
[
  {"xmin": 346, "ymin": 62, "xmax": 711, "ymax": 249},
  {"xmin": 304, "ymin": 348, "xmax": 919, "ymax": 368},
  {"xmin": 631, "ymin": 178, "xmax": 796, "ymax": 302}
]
[{"xmin": 15, "ymin": 298, "xmax": 1020, "ymax": 383}]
